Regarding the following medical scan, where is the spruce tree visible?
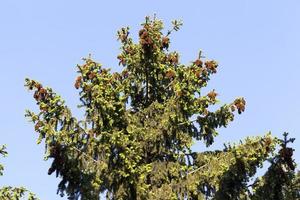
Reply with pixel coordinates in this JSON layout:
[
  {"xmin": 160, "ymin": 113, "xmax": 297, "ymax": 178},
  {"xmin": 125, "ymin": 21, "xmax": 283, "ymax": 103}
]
[{"xmin": 25, "ymin": 17, "xmax": 299, "ymax": 200}]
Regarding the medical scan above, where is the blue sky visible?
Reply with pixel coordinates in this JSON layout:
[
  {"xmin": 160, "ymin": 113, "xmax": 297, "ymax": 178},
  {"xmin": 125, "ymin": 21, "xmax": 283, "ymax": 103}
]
[{"xmin": 0, "ymin": 1, "xmax": 300, "ymax": 199}]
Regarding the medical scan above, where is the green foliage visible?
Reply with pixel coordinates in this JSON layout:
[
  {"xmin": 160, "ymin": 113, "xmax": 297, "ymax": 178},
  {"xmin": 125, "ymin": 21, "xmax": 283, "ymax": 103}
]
[
  {"xmin": 251, "ymin": 133, "xmax": 300, "ymax": 200},
  {"xmin": 25, "ymin": 17, "xmax": 299, "ymax": 199},
  {"xmin": 0, "ymin": 145, "xmax": 38, "ymax": 200},
  {"xmin": 0, "ymin": 186, "xmax": 38, "ymax": 200},
  {"xmin": 0, "ymin": 145, "xmax": 8, "ymax": 176}
]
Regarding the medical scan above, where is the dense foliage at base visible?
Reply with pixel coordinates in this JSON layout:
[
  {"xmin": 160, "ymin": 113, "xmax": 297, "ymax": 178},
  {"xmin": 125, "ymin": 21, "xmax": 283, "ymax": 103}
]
[{"xmin": 25, "ymin": 17, "xmax": 299, "ymax": 199}]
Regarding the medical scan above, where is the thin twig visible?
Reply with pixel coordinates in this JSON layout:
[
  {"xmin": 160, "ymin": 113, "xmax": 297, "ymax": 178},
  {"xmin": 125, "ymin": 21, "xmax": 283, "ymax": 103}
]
[
  {"xmin": 187, "ymin": 164, "xmax": 207, "ymax": 175},
  {"xmin": 72, "ymin": 146, "xmax": 99, "ymax": 164}
]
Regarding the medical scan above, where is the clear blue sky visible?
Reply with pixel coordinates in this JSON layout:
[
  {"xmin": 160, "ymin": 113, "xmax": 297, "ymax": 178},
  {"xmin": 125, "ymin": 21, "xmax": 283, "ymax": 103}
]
[{"xmin": 0, "ymin": 1, "xmax": 299, "ymax": 199}]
